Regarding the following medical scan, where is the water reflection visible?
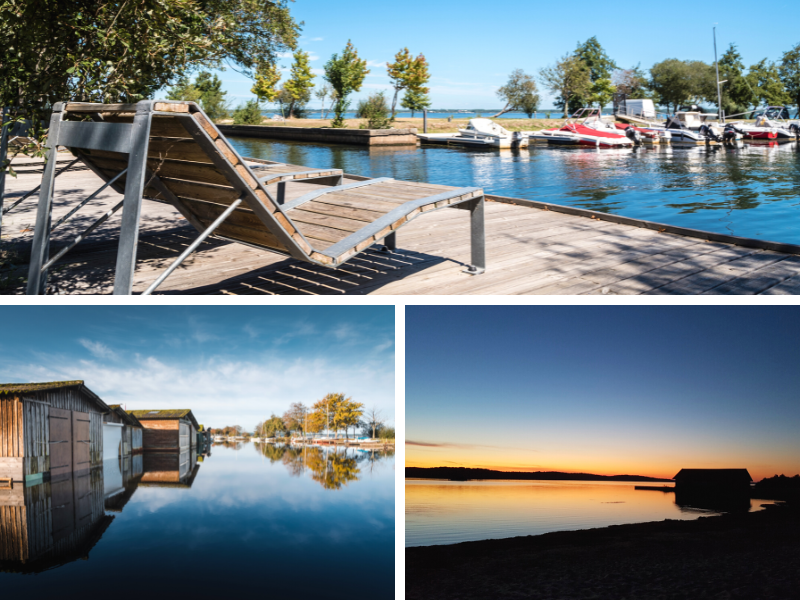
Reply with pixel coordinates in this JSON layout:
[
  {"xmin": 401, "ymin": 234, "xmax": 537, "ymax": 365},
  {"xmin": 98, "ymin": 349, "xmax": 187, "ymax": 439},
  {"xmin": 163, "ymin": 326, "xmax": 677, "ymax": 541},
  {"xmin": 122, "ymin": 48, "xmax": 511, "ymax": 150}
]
[
  {"xmin": 250, "ymin": 442, "xmax": 395, "ymax": 490},
  {"xmin": 2, "ymin": 444, "xmax": 394, "ymax": 597},
  {"xmin": 228, "ymin": 136, "xmax": 800, "ymax": 244},
  {"xmin": 0, "ymin": 449, "xmax": 203, "ymax": 572}
]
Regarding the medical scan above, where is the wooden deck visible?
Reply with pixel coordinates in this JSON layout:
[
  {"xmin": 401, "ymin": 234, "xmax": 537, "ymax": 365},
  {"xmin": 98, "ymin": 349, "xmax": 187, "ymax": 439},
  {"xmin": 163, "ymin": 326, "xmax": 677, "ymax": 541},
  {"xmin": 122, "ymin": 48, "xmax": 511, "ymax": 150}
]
[{"xmin": 3, "ymin": 153, "xmax": 800, "ymax": 295}]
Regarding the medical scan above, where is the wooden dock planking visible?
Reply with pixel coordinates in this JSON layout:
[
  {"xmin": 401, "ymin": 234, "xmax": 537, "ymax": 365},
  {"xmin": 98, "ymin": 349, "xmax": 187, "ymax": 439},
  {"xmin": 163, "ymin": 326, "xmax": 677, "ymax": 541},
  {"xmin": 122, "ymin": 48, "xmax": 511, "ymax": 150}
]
[{"xmin": 4, "ymin": 153, "xmax": 800, "ymax": 295}]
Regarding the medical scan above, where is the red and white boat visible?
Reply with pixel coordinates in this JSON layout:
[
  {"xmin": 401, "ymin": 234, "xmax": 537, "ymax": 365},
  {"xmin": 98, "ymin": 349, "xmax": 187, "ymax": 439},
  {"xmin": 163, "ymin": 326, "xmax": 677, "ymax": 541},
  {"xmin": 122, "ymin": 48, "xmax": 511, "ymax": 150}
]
[{"xmin": 531, "ymin": 109, "xmax": 635, "ymax": 148}]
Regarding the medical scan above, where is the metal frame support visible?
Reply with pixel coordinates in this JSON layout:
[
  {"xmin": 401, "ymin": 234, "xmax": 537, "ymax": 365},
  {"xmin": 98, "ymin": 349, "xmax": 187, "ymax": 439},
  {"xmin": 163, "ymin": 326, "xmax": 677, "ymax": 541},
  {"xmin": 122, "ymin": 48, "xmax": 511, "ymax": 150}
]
[
  {"xmin": 381, "ymin": 232, "xmax": 396, "ymax": 253},
  {"xmin": 113, "ymin": 101, "xmax": 154, "ymax": 294},
  {"xmin": 27, "ymin": 105, "xmax": 65, "ymax": 294},
  {"xmin": 2, "ymin": 157, "xmax": 81, "ymax": 218},
  {"xmin": 463, "ymin": 196, "xmax": 486, "ymax": 275},
  {"xmin": 40, "ymin": 199, "xmax": 125, "ymax": 272},
  {"xmin": 277, "ymin": 181, "xmax": 286, "ymax": 205},
  {"xmin": 142, "ymin": 197, "xmax": 244, "ymax": 295},
  {"xmin": 51, "ymin": 168, "xmax": 127, "ymax": 231},
  {"xmin": 0, "ymin": 106, "xmax": 9, "ymax": 237}
]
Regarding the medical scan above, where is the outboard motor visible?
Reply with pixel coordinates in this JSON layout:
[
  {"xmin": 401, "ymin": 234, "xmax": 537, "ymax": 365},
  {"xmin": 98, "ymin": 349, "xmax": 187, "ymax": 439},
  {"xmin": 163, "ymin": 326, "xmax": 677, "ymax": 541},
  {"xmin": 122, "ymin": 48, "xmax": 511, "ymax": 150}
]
[
  {"xmin": 723, "ymin": 124, "xmax": 742, "ymax": 144},
  {"xmin": 699, "ymin": 124, "xmax": 721, "ymax": 143},
  {"xmin": 790, "ymin": 123, "xmax": 800, "ymax": 139},
  {"xmin": 624, "ymin": 126, "xmax": 642, "ymax": 145},
  {"xmin": 512, "ymin": 130, "xmax": 524, "ymax": 147}
]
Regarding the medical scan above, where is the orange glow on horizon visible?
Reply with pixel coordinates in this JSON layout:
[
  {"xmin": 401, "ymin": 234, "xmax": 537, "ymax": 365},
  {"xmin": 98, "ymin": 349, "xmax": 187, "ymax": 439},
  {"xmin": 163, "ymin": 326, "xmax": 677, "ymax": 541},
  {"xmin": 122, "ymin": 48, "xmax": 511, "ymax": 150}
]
[{"xmin": 405, "ymin": 449, "xmax": 800, "ymax": 482}]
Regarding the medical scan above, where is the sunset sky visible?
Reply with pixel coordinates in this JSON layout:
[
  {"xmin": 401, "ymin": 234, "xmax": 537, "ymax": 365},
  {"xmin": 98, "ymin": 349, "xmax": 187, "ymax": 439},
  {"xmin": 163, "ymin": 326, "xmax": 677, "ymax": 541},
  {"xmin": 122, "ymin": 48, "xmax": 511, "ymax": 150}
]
[{"xmin": 406, "ymin": 306, "xmax": 800, "ymax": 481}]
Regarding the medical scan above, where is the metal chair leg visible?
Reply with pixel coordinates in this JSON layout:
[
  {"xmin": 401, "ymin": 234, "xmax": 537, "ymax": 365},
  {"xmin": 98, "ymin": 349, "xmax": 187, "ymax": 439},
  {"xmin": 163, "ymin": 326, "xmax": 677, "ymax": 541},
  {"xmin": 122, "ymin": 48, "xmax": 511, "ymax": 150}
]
[
  {"xmin": 464, "ymin": 196, "xmax": 486, "ymax": 275},
  {"xmin": 113, "ymin": 101, "xmax": 154, "ymax": 295},
  {"xmin": 381, "ymin": 232, "xmax": 397, "ymax": 253},
  {"xmin": 26, "ymin": 106, "xmax": 65, "ymax": 294}
]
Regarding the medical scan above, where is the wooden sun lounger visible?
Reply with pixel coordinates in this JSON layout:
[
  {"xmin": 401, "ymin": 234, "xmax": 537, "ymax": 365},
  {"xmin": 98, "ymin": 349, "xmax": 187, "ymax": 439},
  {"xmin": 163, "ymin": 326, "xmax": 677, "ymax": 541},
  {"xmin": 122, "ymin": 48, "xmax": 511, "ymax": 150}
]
[{"xmin": 25, "ymin": 100, "xmax": 486, "ymax": 294}]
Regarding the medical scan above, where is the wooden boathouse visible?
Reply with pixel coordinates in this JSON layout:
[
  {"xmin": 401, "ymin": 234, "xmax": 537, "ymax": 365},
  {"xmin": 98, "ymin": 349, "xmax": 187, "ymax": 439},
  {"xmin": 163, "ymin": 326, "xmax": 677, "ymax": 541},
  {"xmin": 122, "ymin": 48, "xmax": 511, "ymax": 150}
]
[
  {"xmin": 128, "ymin": 409, "xmax": 199, "ymax": 453},
  {"xmin": 0, "ymin": 381, "xmax": 110, "ymax": 484},
  {"xmin": 103, "ymin": 405, "xmax": 143, "ymax": 458},
  {"xmin": 673, "ymin": 468, "xmax": 753, "ymax": 511}
]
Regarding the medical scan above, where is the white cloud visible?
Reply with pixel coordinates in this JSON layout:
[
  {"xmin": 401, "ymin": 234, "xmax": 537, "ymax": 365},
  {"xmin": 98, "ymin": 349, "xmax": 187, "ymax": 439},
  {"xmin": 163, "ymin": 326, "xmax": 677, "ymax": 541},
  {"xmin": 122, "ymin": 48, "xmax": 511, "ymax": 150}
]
[
  {"xmin": 78, "ymin": 339, "xmax": 117, "ymax": 360},
  {"xmin": 10, "ymin": 351, "xmax": 394, "ymax": 430},
  {"xmin": 310, "ymin": 37, "xmax": 324, "ymax": 42},
  {"xmin": 365, "ymin": 60, "xmax": 388, "ymax": 68}
]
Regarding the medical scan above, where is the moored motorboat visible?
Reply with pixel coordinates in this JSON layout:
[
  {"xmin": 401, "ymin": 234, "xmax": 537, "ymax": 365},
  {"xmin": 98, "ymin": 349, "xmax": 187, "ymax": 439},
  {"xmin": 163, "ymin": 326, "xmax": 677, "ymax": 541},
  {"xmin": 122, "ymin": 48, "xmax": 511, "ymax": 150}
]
[
  {"xmin": 530, "ymin": 109, "xmax": 634, "ymax": 148},
  {"xmin": 417, "ymin": 118, "xmax": 528, "ymax": 148}
]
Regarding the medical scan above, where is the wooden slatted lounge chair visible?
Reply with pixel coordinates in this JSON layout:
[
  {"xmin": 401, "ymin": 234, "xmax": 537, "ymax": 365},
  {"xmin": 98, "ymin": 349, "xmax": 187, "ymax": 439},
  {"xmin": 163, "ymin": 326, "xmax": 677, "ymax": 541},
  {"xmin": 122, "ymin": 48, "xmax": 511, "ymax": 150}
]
[{"xmin": 25, "ymin": 100, "xmax": 486, "ymax": 294}]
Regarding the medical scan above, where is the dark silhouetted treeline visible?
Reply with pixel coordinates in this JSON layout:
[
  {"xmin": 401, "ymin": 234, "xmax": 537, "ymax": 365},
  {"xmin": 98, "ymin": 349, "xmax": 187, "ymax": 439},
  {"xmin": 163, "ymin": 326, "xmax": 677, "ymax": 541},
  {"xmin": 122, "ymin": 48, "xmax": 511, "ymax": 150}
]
[{"xmin": 405, "ymin": 467, "xmax": 672, "ymax": 482}]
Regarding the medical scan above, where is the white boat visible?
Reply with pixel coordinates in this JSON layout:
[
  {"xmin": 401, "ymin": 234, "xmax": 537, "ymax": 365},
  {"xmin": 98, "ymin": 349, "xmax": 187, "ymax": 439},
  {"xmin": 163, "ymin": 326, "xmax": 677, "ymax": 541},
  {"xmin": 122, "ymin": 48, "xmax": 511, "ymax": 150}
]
[
  {"xmin": 731, "ymin": 107, "xmax": 798, "ymax": 141},
  {"xmin": 417, "ymin": 118, "xmax": 528, "ymax": 149},
  {"xmin": 529, "ymin": 109, "xmax": 635, "ymax": 148}
]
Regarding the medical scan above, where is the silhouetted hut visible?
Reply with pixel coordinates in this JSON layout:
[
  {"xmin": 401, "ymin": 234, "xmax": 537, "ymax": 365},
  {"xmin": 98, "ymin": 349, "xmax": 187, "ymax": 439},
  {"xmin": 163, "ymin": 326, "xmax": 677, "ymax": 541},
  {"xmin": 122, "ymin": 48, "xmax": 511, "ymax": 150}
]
[
  {"xmin": 103, "ymin": 405, "xmax": 143, "ymax": 458},
  {"xmin": 0, "ymin": 381, "xmax": 110, "ymax": 485},
  {"xmin": 673, "ymin": 468, "xmax": 752, "ymax": 511},
  {"xmin": 128, "ymin": 409, "xmax": 199, "ymax": 453},
  {"xmin": 674, "ymin": 469, "xmax": 752, "ymax": 492}
]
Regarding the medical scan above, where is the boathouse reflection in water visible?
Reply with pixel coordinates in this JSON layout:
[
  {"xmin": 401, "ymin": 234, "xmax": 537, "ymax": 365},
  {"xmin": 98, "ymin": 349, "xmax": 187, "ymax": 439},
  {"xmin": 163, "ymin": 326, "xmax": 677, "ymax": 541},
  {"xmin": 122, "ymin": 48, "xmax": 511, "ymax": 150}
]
[{"xmin": 0, "ymin": 448, "xmax": 205, "ymax": 571}]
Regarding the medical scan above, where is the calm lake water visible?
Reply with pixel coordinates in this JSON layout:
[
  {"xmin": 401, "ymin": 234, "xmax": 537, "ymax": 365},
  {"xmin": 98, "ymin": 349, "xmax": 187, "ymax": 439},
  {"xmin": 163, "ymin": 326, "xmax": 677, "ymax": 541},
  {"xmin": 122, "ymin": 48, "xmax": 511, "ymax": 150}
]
[
  {"xmin": 0, "ymin": 444, "xmax": 395, "ymax": 598},
  {"xmin": 229, "ymin": 137, "xmax": 800, "ymax": 245},
  {"xmin": 405, "ymin": 480, "xmax": 776, "ymax": 547}
]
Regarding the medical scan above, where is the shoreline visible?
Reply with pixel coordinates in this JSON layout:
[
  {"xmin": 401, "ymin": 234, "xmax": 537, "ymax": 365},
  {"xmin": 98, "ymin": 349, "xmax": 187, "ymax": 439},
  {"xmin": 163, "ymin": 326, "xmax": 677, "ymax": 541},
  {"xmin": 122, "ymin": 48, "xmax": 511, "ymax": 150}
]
[{"xmin": 406, "ymin": 504, "xmax": 800, "ymax": 599}]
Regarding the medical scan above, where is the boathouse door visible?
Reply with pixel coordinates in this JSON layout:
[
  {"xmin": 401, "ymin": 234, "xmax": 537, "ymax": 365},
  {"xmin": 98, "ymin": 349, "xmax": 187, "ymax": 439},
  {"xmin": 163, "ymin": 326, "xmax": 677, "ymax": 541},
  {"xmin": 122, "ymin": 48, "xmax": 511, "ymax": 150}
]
[
  {"xmin": 72, "ymin": 411, "xmax": 91, "ymax": 473},
  {"xmin": 49, "ymin": 407, "xmax": 73, "ymax": 478}
]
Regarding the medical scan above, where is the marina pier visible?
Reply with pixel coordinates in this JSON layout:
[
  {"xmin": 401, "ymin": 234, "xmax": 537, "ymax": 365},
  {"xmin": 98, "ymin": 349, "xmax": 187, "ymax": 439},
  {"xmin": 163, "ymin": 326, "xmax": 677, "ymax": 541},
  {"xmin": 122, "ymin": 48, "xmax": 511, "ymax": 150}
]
[{"xmin": 3, "ymin": 152, "xmax": 800, "ymax": 295}]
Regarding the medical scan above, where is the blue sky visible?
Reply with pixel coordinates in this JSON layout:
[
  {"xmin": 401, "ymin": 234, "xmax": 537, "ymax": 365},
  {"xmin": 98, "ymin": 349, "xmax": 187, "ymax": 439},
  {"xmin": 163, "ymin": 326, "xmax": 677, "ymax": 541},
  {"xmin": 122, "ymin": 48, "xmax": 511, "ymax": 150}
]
[
  {"xmin": 406, "ymin": 306, "xmax": 800, "ymax": 480},
  {"xmin": 162, "ymin": 0, "xmax": 800, "ymax": 109},
  {"xmin": 0, "ymin": 306, "xmax": 394, "ymax": 430}
]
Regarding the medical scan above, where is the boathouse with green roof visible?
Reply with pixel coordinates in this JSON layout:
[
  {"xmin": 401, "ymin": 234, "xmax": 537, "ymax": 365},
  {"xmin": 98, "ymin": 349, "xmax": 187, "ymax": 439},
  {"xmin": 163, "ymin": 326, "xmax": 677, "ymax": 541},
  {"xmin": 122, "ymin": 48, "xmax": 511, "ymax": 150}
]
[
  {"xmin": 128, "ymin": 409, "xmax": 199, "ymax": 453},
  {"xmin": 0, "ymin": 381, "xmax": 111, "ymax": 484}
]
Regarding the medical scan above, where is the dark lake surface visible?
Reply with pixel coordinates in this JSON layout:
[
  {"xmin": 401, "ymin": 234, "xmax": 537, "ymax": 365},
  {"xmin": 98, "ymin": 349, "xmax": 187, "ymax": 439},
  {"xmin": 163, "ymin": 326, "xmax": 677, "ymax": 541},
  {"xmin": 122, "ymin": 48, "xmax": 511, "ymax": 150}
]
[
  {"xmin": 0, "ymin": 444, "xmax": 395, "ymax": 598},
  {"xmin": 229, "ymin": 137, "xmax": 800, "ymax": 245}
]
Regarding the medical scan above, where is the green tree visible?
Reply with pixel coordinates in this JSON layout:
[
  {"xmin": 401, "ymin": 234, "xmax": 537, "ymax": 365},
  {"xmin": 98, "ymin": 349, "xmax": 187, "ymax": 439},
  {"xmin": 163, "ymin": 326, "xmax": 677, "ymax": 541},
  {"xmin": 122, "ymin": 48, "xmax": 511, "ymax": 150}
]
[
  {"xmin": 587, "ymin": 78, "xmax": 616, "ymax": 110},
  {"xmin": 356, "ymin": 91, "xmax": 392, "ymax": 129},
  {"xmin": 283, "ymin": 50, "xmax": 316, "ymax": 118},
  {"xmin": 569, "ymin": 36, "xmax": 617, "ymax": 113},
  {"xmin": 232, "ymin": 99, "xmax": 263, "ymax": 125},
  {"xmin": 779, "ymin": 43, "xmax": 800, "ymax": 109},
  {"xmin": 166, "ymin": 71, "xmax": 229, "ymax": 120},
  {"xmin": 259, "ymin": 414, "xmax": 286, "ymax": 438},
  {"xmin": 387, "ymin": 48, "xmax": 431, "ymax": 119},
  {"xmin": 747, "ymin": 59, "xmax": 791, "ymax": 109},
  {"xmin": 612, "ymin": 65, "xmax": 651, "ymax": 98},
  {"xmin": 166, "ymin": 77, "xmax": 203, "ymax": 104},
  {"xmin": 252, "ymin": 61, "xmax": 282, "ymax": 103},
  {"xmin": 324, "ymin": 40, "xmax": 370, "ymax": 128},
  {"xmin": 0, "ymin": 0, "xmax": 299, "ymax": 164},
  {"xmin": 717, "ymin": 44, "xmax": 756, "ymax": 117},
  {"xmin": 575, "ymin": 36, "xmax": 618, "ymax": 82},
  {"xmin": 492, "ymin": 69, "xmax": 540, "ymax": 118},
  {"xmin": 194, "ymin": 72, "xmax": 229, "ymax": 120},
  {"xmin": 539, "ymin": 54, "xmax": 591, "ymax": 117},
  {"xmin": 400, "ymin": 87, "xmax": 431, "ymax": 118},
  {"xmin": 649, "ymin": 59, "xmax": 715, "ymax": 113}
]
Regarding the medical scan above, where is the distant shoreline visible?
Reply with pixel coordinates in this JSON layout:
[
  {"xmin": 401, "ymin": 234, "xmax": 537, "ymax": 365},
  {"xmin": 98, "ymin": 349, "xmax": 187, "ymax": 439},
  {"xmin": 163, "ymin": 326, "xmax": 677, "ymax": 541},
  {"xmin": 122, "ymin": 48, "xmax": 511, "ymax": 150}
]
[{"xmin": 405, "ymin": 466, "xmax": 672, "ymax": 483}]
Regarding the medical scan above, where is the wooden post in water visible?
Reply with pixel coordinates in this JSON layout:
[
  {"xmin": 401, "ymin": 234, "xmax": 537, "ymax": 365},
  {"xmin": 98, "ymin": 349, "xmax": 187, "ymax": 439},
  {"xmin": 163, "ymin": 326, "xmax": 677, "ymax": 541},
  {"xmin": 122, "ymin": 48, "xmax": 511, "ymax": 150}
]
[{"xmin": 423, "ymin": 109, "xmax": 427, "ymax": 133}]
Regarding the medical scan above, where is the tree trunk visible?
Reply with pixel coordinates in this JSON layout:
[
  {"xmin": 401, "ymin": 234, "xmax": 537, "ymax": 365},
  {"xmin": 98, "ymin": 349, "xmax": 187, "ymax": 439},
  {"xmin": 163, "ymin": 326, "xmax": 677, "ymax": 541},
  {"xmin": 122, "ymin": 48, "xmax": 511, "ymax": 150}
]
[
  {"xmin": 391, "ymin": 87, "xmax": 401, "ymax": 119},
  {"xmin": 491, "ymin": 104, "xmax": 511, "ymax": 118},
  {"xmin": 288, "ymin": 100, "xmax": 296, "ymax": 119}
]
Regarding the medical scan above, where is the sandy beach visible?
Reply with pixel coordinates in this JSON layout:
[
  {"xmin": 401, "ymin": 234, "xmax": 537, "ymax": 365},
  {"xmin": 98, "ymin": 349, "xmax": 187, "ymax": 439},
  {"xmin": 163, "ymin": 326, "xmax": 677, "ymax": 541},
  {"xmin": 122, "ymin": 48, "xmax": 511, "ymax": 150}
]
[{"xmin": 406, "ymin": 504, "xmax": 800, "ymax": 600}]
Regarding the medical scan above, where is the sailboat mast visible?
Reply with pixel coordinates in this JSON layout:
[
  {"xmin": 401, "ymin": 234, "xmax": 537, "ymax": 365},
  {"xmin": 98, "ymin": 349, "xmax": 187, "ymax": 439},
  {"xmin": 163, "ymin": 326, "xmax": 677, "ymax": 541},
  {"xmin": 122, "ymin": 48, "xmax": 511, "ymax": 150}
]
[{"xmin": 714, "ymin": 26, "xmax": 724, "ymax": 124}]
